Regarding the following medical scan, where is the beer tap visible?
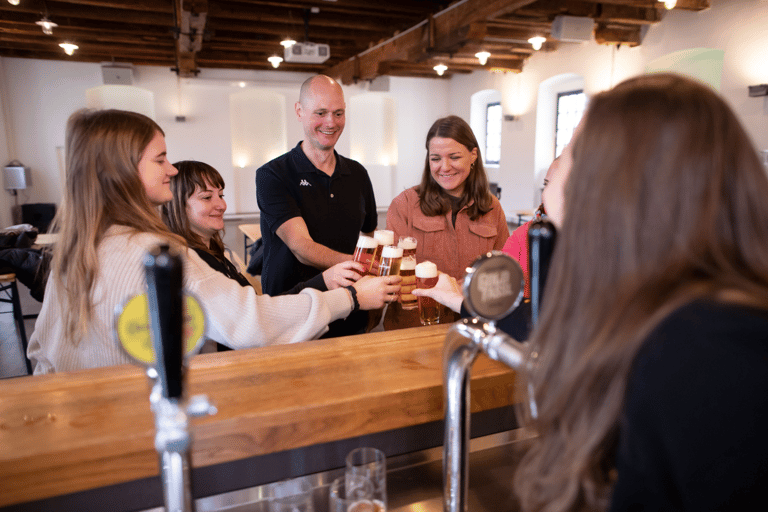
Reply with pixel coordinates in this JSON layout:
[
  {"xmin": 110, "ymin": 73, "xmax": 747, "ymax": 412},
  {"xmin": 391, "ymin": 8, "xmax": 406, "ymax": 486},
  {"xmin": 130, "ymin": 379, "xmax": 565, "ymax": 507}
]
[
  {"xmin": 442, "ymin": 251, "xmax": 526, "ymax": 512},
  {"xmin": 116, "ymin": 245, "xmax": 215, "ymax": 512},
  {"xmin": 528, "ymin": 218, "xmax": 557, "ymax": 326}
]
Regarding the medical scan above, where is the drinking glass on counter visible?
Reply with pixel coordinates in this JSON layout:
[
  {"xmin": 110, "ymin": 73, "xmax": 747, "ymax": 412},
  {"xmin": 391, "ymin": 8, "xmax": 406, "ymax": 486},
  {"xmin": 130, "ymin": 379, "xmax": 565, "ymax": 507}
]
[
  {"xmin": 416, "ymin": 261, "xmax": 440, "ymax": 325},
  {"xmin": 371, "ymin": 230, "xmax": 395, "ymax": 275},
  {"xmin": 268, "ymin": 477, "xmax": 315, "ymax": 512},
  {"xmin": 330, "ymin": 475, "xmax": 375, "ymax": 512},
  {"xmin": 346, "ymin": 447, "xmax": 387, "ymax": 511},
  {"xmin": 399, "ymin": 256, "xmax": 417, "ymax": 310},
  {"xmin": 397, "ymin": 236, "xmax": 417, "ymax": 259},
  {"xmin": 378, "ymin": 245, "xmax": 403, "ymax": 277},
  {"xmin": 353, "ymin": 235, "xmax": 378, "ymax": 275}
]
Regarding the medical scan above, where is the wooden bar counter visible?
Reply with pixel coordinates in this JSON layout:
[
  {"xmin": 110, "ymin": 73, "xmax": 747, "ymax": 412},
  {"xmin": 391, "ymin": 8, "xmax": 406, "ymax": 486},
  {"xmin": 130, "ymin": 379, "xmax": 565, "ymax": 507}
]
[{"xmin": 0, "ymin": 323, "xmax": 521, "ymax": 510}]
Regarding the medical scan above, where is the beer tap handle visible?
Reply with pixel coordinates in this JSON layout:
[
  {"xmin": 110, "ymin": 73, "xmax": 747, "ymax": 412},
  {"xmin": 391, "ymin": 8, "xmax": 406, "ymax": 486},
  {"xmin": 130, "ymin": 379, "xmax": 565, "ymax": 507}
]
[
  {"xmin": 145, "ymin": 244, "xmax": 184, "ymax": 400},
  {"xmin": 528, "ymin": 218, "xmax": 557, "ymax": 326}
]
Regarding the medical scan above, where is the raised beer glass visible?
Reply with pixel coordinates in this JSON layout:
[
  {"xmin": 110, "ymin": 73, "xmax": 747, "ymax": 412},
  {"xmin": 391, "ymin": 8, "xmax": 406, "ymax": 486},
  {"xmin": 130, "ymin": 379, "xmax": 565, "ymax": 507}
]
[
  {"xmin": 399, "ymin": 256, "xmax": 417, "ymax": 310},
  {"xmin": 397, "ymin": 236, "xmax": 417, "ymax": 259},
  {"xmin": 416, "ymin": 261, "xmax": 440, "ymax": 325},
  {"xmin": 353, "ymin": 235, "xmax": 378, "ymax": 276},
  {"xmin": 378, "ymin": 245, "xmax": 403, "ymax": 277},
  {"xmin": 371, "ymin": 230, "xmax": 395, "ymax": 275}
]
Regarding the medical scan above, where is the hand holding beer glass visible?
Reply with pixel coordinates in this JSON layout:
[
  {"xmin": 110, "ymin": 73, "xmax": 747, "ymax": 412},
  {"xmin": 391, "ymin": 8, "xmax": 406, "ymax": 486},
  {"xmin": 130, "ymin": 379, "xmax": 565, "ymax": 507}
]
[{"xmin": 415, "ymin": 261, "xmax": 440, "ymax": 325}]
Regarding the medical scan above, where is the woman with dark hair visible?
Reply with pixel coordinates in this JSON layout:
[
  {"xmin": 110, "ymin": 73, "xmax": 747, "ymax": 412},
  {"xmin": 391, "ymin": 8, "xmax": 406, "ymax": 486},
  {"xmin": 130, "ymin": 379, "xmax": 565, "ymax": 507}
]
[
  {"xmin": 27, "ymin": 109, "xmax": 399, "ymax": 374},
  {"xmin": 513, "ymin": 73, "xmax": 768, "ymax": 511},
  {"xmin": 387, "ymin": 115, "xmax": 509, "ymax": 280}
]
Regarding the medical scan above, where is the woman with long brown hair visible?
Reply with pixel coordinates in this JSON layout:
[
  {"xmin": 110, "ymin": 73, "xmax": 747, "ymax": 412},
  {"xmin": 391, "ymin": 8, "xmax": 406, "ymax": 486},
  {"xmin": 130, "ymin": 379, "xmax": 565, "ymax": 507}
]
[
  {"xmin": 514, "ymin": 73, "xmax": 768, "ymax": 510},
  {"xmin": 387, "ymin": 115, "xmax": 509, "ymax": 280},
  {"xmin": 27, "ymin": 109, "xmax": 399, "ymax": 374}
]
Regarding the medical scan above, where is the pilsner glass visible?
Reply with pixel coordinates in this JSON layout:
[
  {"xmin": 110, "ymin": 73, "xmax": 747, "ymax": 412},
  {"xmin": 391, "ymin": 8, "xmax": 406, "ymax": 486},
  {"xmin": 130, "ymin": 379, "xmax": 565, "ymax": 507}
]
[
  {"xmin": 378, "ymin": 245, "xmax": 403, "ymax": 277},
  {"xmin": 353, "ymin": 235, "xmax": 378, "ymax": 275},
  {"xmin": 371, "ymin": 230, "xmax": 395, "ymax": 275},
  {"xmin": 398, "ymin": 256, "xmax": 417, "ymax": 310},
  {"xmin": 416, "ymin": 261, "xmax": 440, "ymax": 325},
  {"xmin": 345, "ymin": 447, "xmax": 387, "ymax": 512},
  {"xmin": 397, "ymin": 236, "xmax": 417, "ymax": 259}
]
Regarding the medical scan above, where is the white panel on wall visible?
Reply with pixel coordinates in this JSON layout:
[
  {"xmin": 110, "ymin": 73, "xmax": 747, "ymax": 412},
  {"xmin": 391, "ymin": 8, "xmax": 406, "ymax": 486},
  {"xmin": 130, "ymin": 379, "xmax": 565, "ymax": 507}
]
[
  {"xmin": 229, "ymin": 89, "xmax": 287, "ymax": 213},
  {"xmin": 86, "ymin": 85, "xmax": 155, "ymax": 119},
  {"xmin": 349, "ymin": 93, "xmax": 397, "ymax": 206}
]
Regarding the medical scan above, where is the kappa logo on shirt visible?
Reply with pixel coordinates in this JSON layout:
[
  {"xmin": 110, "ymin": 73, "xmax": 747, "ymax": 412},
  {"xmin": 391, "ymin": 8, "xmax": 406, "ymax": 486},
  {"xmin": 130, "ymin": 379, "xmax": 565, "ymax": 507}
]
[{"xmin": 299, "ymin": 179, "xmax": 312, "ymax": 187}]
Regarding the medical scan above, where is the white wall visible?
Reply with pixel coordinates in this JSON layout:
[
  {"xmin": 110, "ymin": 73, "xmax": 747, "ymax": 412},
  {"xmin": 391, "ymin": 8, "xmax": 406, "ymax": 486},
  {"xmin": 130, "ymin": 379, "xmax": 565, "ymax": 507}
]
[{"xmin": 0, "ymin": 0, "xmax": 766, "ymax": 227}]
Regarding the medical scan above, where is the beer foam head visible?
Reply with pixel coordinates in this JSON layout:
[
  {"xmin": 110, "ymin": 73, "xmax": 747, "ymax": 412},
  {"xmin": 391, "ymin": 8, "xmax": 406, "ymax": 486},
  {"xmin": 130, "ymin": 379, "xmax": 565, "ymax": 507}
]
[
  {"xmin": 401, "ymin": 256, "xmax": 416, "ymax": 270},
  {"xmin": 415, "ymin": 261, "xmax": 438, "ymax": 278},
  {"xmin": 356, "ymin": 235, "xmax": 378, "ymax": 249},
  {"xmin": 374, "ymin": 230, "xmax": 394, "ymax": 246},
  {"xmin": 381, "ymin": 245, "xmax": 403, "ymax": 258},
  {"xmin": 398, "ymin": 236, "xmax": 417, "ymax": 250}
]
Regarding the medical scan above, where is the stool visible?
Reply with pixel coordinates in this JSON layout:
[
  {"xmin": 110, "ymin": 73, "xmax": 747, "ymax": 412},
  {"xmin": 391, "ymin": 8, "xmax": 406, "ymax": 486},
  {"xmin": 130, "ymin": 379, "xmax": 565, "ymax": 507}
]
[{"xmin": 0, "ymin": 273, "xmax": 33, "ymax": 374}]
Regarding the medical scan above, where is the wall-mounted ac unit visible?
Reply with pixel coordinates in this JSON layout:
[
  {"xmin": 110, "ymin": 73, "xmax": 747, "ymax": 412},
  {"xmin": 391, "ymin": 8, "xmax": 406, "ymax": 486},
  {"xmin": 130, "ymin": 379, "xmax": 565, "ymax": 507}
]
[
  {"xmin": 551, "ymin": 15, "xmax": 594, "ymax": 43},
  {"xmin": 284, "ymin": 42, "xmax": 330, "ymax": 64}
]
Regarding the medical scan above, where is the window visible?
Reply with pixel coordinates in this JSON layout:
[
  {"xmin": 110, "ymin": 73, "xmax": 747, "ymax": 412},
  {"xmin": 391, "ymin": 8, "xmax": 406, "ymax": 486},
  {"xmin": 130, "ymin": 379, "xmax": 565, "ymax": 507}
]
[
  {"xmin": 485, "ymin": 102, "xmax": 502, "ymax": 165},
  {"xmin": 555, "ymin": 90, "xmax": 586, "ymax": 158}
]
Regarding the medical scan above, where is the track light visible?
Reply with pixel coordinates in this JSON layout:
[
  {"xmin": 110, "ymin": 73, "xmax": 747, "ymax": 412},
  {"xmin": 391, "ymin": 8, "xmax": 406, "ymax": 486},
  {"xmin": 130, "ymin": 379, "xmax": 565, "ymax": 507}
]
[
  {"xmin": 434, "ymin": 64, "xmax": 447, "ymax": 76},
  {"xmin": 268, "ymin": 55, "xmax": 283, "ymax": 68},
  {"xmin": 59, "ymin": 42, "xmax": 78, "ymax": 55},
  {"xmin": 528, "ymin": 36, "xmax": 546, "ymax": 51},
  {"xmin": 36, "ymin": 17, "xmax": 58, "ymax": 35},
  {"xmin": 475, "ymin": 51, "xmax": 490, "ymax": 65}
]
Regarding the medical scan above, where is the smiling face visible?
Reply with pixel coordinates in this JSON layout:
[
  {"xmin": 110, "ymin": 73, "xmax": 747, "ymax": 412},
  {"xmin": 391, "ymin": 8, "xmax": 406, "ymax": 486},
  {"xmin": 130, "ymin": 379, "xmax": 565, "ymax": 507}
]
[
  {"xmin": 296, "ymin": 77, "xmax": 346, "ymax": 152},
  {"xmin": 428, "ymin": 136, "xmax": 478, "ymax": 197},
  {"xmin": 186, "ymin": 180, "xmax": 226, "ymax": 247},
  {"xmin": 138, "ymin": 131, "xmax": 177, "ymax": 206}
]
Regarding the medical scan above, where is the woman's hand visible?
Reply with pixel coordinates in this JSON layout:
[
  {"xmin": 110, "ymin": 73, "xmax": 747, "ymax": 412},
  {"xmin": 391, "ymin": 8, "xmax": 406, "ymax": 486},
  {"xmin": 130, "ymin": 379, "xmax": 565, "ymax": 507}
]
[
  {"xmin": 323, "ymin": 260, "xmax": 367, "ymax": 290},
  {"xmin": 412, "ymin": 272, "xmax": 463, "ymax": 313},
  {"xmin": 353, "ymin": 275, "xmax": 402, "ymax": 310}
]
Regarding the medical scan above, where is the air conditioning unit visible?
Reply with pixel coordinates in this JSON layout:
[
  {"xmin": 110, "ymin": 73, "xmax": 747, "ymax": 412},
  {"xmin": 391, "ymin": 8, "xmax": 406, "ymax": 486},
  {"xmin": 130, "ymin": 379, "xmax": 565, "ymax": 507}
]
[
  {"xmin": 551, "ymin": 15, "xmax": 594, "ymax": 43},
  {"xmin": 284, "ymin": 42, "xmax": 330, "ymax": 64}
]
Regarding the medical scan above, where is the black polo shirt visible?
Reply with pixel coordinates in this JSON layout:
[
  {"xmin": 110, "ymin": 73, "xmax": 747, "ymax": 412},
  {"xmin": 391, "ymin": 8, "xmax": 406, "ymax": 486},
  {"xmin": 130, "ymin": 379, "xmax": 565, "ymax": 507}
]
[{"xmin": 256, "ymin": 142, "xmax": 377, "ymax": 297}]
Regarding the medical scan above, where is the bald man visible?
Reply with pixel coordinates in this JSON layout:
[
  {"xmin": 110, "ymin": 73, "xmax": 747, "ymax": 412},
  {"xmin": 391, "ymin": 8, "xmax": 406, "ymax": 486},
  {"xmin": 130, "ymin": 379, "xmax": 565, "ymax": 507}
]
[{"xmin": 256, "ymin": 75, "xmax": 377, "ymax": 337}]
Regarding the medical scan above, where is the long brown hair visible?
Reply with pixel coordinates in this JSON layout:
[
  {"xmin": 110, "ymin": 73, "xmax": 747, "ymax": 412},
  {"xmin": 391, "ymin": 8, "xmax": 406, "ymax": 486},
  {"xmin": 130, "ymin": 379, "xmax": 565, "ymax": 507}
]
[
  {"xmin": 417, "ymin": 115, "xmax": 493, "ymax": 220},
  {"xmin": 162, "ymin": 160, "xmax": 226, "ymax": 259},
  {"xmin": 51, "ymin": 109, "xmax": 184, "ymax": 345},
  {"xmin": 514, "ymin": 73, "xmax": 768, "ymax": 511}
]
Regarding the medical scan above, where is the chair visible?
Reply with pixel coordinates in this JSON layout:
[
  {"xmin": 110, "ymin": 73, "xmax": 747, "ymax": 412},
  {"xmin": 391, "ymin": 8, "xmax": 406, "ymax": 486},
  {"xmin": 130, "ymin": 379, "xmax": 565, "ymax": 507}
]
[
  {"xmin": 238, "ymin": 223, "xmax": 261, "ymax": 265},
  {"xmin": 0, "ymin": 273, "xmax": 33, "ymax": 375}
]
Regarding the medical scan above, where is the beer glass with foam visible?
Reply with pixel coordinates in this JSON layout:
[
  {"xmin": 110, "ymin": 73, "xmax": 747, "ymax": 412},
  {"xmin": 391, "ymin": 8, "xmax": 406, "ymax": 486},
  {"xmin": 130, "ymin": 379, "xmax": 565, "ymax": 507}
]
[
  {"xmin": 399, "ymin": 256, "xmax": 417, "ymax": 310},
  {"xmin": 397, "ymin": 236, "xmax": 417, "ymax": 259},
  {"xmin": 371, "ymin": 230, "xmax": 395, "ymax": 275},
  {"xmin": 378, "ymin": 245, "xmax": 403, "ymax": 277},
  {"xmin": 416, "ymin": 261, "xmax": 440, "ymax": 325},
  {"xmin": 353, "ymin": 235, "xmax": 378, "ymax": 276}
]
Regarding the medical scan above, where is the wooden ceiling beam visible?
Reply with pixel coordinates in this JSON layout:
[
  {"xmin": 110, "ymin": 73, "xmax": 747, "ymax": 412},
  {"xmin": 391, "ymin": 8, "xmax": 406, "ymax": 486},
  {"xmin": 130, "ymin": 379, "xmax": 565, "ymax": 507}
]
[{"xmin": 593, "ymin": 22, "xmax": 643, "ymax": 46}]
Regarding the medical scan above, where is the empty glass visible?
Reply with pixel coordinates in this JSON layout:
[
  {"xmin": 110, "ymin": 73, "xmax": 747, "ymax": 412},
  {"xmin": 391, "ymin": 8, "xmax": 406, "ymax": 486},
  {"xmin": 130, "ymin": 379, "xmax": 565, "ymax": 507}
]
[
  {"xmin": 345, "ymin": 447, "xmax": 387, "ymax": 511},
  {"xmin": 268, "ymin": 477, "xmax": 315, "ymax": 512},
  {"xmin": 330, "ymin": 475, "xmax": 375, "ymax": 512}
]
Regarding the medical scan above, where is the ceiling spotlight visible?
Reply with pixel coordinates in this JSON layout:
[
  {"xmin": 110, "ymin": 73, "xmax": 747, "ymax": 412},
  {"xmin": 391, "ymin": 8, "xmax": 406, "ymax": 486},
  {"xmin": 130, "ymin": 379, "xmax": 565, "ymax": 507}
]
[
  {"xmin": 8, "ymin": 0, "xmax": 20, "ymax": 5},
  {"xmin": 268, "ymin": 55, "xmax": 284, "ymax": 68},
  {"xmin": 36, "ymin": 17, "xmax": 58, "ymax": 35},
  {"xmin": 663, "ymin": 0, "xmax": 676, "ymax": 8},
  {"xmin": 528, "ymin": 36, "xmax": 547, "ymax": 51},
  {"xmin": 475, "ymin": 51, "xmax": 491, "ymax": 65},
  {"xmin": 433, "ymin": 64, "xmax": 448, "ymax": 76},
  {"xmin": 59, "ymin": 42, "xmax": 78, "ymax": 55},
  {"xmin": 280, "ymin": 38, "xmax": 296, "ymax": 48}
]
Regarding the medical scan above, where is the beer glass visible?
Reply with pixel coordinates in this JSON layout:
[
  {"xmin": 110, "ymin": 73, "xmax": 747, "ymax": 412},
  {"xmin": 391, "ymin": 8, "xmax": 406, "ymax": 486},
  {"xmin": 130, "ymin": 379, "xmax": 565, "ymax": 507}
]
[
  {"xmin": 268, "ymin": 477, "xmax": 315, "ymax": 512},
  {"xmin": 353, "ymin": 235, "xmax": 378, "ymax": 275},
  {"xmin": 397, "ymin": 236, "xmax": 417, "ymax": 259},
  {"xmin": 345, "ymin": 447, "xmax": 387, "ymax": 512},
  {"xmin": 330, "ymin": 475, "xmax": 376, "ymax": 512},
  {"xmin": 378, "ymin": 245, "xmax": 403, "ymax": 277},
  {"xmin": 371, "ymin": 230, "xmax": 395, "ymax": 275},
  {"xmin": 399, "ymin": 256, "xmax": 417, "ymax": 310},
  {"xmin": 416, "ymin": 261, "xmax": 440, "ymax": 325}
]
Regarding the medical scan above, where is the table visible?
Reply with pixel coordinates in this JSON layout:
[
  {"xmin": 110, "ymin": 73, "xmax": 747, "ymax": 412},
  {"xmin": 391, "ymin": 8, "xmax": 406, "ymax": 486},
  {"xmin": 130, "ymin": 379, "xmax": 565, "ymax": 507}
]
[
  {"xmin": 512, "ymin": 209, "xmax": 535, "ymax": 227},
  {"xmin": 237, "ymin": 223, "xmax": 261, "ymax": 264},
  {"xmin": 0, "ymin": 273, "xmax": 32, "ymax": 375}
]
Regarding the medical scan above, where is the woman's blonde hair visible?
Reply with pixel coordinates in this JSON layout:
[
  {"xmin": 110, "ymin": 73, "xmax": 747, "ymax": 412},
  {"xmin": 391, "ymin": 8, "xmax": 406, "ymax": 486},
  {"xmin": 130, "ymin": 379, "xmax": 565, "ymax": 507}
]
[
  {"xmin": 514, "ymin": 73, "xmax": 768, "ymax": 511},
  {"xmin": 51, "ymin": 109, "xmax": 183, "ymax": 345}
]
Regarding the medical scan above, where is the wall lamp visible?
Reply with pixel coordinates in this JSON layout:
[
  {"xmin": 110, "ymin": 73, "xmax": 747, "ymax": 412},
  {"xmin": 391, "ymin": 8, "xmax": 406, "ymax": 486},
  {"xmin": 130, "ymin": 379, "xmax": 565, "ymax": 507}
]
[{"xmin": 748, "ymin": 84, "xmax": 768, "ymax": 97}]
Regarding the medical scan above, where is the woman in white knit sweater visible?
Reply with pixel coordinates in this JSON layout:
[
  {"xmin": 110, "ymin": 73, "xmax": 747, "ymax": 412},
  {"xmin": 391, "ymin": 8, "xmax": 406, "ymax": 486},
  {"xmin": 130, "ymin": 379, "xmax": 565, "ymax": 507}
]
[{"xmin": 27, "ymin": 109, "xmax": 399, "ymax": 374}]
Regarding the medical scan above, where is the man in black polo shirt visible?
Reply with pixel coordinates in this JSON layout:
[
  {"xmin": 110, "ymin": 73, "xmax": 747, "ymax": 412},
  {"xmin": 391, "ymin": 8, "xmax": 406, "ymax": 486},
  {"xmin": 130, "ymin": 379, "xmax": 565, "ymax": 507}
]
[{"xmin": 256, "ymin": 75, "xmax": 377, "ymax": 337}]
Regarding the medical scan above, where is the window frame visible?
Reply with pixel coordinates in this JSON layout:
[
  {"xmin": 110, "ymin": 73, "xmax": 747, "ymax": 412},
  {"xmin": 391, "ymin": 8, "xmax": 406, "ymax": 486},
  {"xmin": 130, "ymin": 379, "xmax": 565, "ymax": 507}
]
[
  {"xmin": 485, "ymin": 101, "xmax": 502, "ymax": 166},
  {"xmin": 554, "ymin": 89, "xmax": 586, "ymax": 159}
]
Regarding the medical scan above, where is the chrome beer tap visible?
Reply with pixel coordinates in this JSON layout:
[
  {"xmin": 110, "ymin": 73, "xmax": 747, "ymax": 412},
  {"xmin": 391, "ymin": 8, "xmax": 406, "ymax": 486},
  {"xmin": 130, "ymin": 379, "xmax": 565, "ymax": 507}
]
[
  {"xmin": 116, "ymin": 245, "xmax": 215, "ymax": 512},
  {"xmin": 442, "ymin": 220, "xmax": 556, "ymax": 512}
]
